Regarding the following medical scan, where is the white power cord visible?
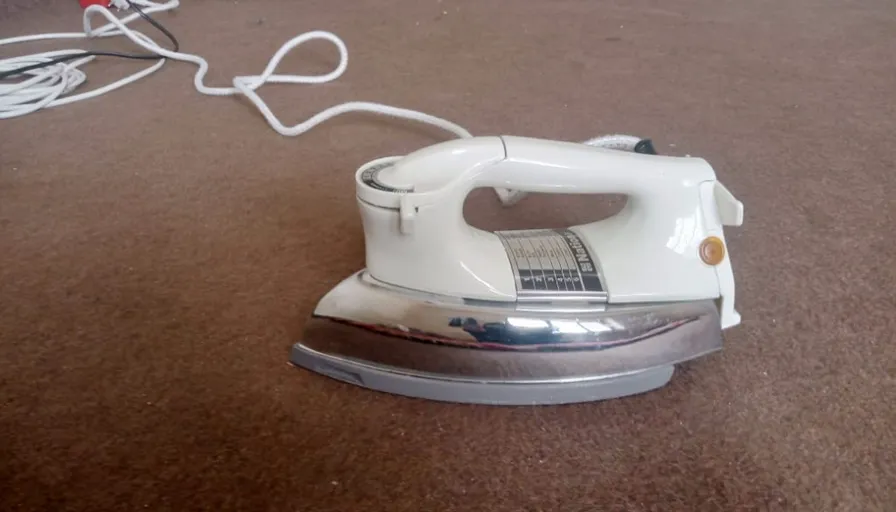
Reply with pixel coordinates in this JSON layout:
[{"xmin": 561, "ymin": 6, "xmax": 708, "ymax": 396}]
[
  {"xmin": 0, "ymin": 0, "xmax": 471, "ymax": 138},
  {"xmin": 1, "ymin": 0, "xmax": 647, "ymax": 204}
]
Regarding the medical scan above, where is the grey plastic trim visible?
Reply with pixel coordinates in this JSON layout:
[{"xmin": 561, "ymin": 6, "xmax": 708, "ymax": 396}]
[{"xmin": 291, "ymin": 343, "xmax": 675, "ymax": 406}]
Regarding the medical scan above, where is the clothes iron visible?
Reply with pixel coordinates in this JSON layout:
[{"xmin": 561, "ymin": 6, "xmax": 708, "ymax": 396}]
[{"xmin": 291, "ymin": 135, "xmax": 744, "ymax": 405}]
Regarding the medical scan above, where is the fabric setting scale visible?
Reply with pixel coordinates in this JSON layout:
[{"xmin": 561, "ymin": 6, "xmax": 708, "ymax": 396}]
[{"xmin": 2, "ymin": 1, "xmax": 745, "ymax": 406}]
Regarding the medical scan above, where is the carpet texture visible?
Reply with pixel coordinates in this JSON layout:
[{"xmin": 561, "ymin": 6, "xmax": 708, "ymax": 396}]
[{"xmin": 1, "ymin": 1, "xmax": 894, "ymax": 510}]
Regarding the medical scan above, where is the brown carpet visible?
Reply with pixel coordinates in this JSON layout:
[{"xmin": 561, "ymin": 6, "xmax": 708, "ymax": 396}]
[{"xmin": 1, "ymin": 1, "xmax": 894, "ymax": 510}]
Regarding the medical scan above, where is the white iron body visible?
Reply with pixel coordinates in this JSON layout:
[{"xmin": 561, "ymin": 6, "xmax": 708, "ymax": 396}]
[
  {"xmin": 357, "ymin": 136, "xmax": 743, "ymax": 328},
  {"xmin": 292, "ymin": 136, "xmax": 745, "ymax": 405}
]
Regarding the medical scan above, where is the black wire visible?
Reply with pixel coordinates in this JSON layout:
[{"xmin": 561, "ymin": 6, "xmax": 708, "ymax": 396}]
[
  {"xmin": 0, "ymin": 0, "xmax": 179, "ymax": 81},
  {"xmin": 128, "ymin": 0, "xmax": 179, "ymax": 51}
]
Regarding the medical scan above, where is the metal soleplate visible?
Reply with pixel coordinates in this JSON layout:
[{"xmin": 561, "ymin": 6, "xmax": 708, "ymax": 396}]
[{"xmin": 291, "ymin": 270, "xmax": 723, "ymax": 405}]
